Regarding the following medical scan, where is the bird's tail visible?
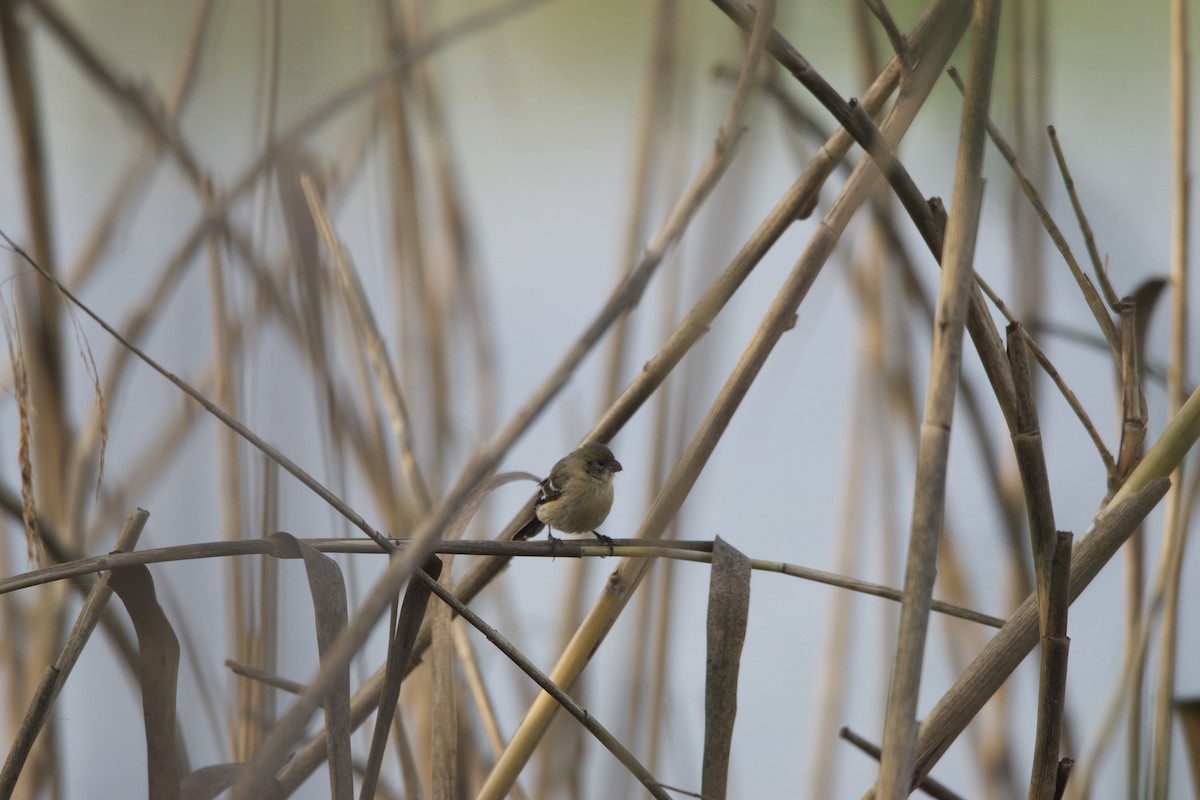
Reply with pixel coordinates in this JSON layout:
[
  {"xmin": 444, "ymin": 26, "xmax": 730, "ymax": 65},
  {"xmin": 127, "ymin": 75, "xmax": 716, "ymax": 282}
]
[{"xmin": 512, "ymin": 516, "xmax": 545, "ymax": 541}]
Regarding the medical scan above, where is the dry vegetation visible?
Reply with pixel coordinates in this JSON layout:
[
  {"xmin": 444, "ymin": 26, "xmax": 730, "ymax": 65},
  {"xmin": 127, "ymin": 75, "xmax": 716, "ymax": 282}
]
[{"xmin": 0, "ymin": 0, "xmax": 1196, "ymax": 798}]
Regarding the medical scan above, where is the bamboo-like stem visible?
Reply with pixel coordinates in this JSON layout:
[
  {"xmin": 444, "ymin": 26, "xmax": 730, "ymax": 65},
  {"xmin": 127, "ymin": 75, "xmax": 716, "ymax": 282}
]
[
  {"xmin": 876, "ymin": 378, "xmax": 1200, "ymax": 795},
  {"xmin": 1027, "ymin": 531, "xmax": 1073, "ymax": 800},
  {"xmin": 1149, "ymin": 0, "xmax": 1191, "ymax": 795},
  {"xmin": 875, "ymin": 2, "xmax": 1001, "ymax": 795},
  {"xmin": 862, "ymin": 477, "xmax": 1170, "ymax": 799},
  {"xmin": 1006, "ymin": 323, "xmax": 1057, "ymax": 627}
]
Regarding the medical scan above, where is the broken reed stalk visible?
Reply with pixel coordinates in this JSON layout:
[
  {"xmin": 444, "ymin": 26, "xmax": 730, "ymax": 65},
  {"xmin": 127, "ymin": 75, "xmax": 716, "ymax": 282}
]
[
  {"xmin": 874, "ymin": 377, "xmax": 1200, "ymax": 795},
  {"xmin": 1007, "ymin": 322, "xmax": 1073, "ymax": 799},
  {"xmin": 862, "ymin": 477, "xmax": 1169, "ymax": 799}
]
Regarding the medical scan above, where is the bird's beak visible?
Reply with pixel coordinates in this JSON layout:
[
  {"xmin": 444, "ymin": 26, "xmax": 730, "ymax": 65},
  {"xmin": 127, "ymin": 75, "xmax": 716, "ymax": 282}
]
[{"xmin": 608, "ymin": 460, "xmax": 623, "ymax": 473}]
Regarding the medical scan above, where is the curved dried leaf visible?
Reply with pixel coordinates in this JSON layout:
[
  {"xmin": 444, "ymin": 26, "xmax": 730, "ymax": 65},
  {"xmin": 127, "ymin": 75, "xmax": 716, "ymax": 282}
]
[
  {"xmin": 109, "ymin": 564, "xmax": 181, "ymax": 800},
  {"xmin": 267, "ymin": 532, "xmax": 352, "ymax": 800},
  {"xmin": 702, "ymin": 536, "xmax": 751, "ymax": 800}
]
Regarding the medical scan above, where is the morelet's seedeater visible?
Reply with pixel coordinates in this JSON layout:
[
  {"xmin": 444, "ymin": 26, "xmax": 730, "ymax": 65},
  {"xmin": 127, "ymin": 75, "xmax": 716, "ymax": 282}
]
[{"xmin": 515, "ymin": 443, "xmax": 623, "ymax": 546}]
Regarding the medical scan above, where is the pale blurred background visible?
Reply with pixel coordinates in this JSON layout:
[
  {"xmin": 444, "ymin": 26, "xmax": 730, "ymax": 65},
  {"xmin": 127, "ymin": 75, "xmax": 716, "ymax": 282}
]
[{"xmin": 0, "ymin": 0, "xmax": 1197, "ymax": 797}]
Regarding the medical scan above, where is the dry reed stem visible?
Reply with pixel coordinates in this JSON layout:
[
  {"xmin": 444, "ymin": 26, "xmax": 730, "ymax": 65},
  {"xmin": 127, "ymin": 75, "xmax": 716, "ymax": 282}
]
[
  {"xmin": 1, "ymin": 6, "xmax": 71, "ymax": 795},
  {"xmin": 947, "ymin": 68, "xmax": 1119, "ymax": 361},
  {"xmin": 875, "ymin": 0, "xmax": 1000, "ymax": 793},
  {"xmin": 3, "ymin": 235, "xmax": 393, "ymax": 549},
  {"xmin": 63, "ymin": 0, "xmax": 214, "ymax": 291},
  {"xmin": 1178, "ymin": 699, "xmax": 1200, "ymax": 796},
  {"xmin": 1006, "ymin": 324, "xmax": 1057, "ymax": 627},
  {"xmin": 0, "ymin": 509, "xmax": 147, "ymax": 796},
  {"xmin": 301, "ymin": 175, "xmax": 432, "ymax": 512},
  {"xmin": 1044, "ymin": 128, "xmax": 1120, "ymax": 309},
  {"xmin": 480, "ymin": 5, "xmax": 974, "ymax": 793},
  {"xmin": 807, "ymin": 342, "xmax": 874, "ymax": 800},
  {"xmin": 973, "ymin": 276, "xmax": 1115, "ymax": 473},
  {"xmin": 603, "ymin": 0, "xmax": 680, "ymax": 406},
  {"xmin": 892, "ymin": 372, "xmax": 1200, "ymax": 793},
  {"xmin": 412, "ymin": 570, "xmax": 673, "ymax": 800},
  {"xmin": 0, "ymin": 538, "xmax": 1004, "ymax": 628},
  {"xmin": 710, "ymin": 0, "xmax": 943, "ymax": 256},
  {"xmin": 1028, "ymin": 531, "xmax": 1072, "ymax": 800},
  {"xmin": 1149, "ymin": 0, "xmax": 1192, "ymax": 795},
  {"xmin": 839, "ymin": 727, "xmax": 964, "ymax": 800},
  {"xmin": 863, "ymin": 477, "xmax": 1170, "ymax": 799},
  {"xmin": 360, "ymin": 556, "xmax": 440, "ymax": 800}
]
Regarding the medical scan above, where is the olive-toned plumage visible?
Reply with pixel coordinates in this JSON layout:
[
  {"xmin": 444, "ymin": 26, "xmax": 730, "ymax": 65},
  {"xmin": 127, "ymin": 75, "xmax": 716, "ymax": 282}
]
[{"xmin": 514, "ymin": 443, "xmax": 623, "ymax": 542}]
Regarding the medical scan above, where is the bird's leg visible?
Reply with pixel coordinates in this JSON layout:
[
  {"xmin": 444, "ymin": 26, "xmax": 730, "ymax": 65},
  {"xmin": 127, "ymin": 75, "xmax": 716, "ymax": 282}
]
[
  {"xmin": 591, "ymin": 530, "xmax": 614, "ymax": 557},
  {"xmin": 546, "ymin": 529, "xmax": 562, "ymax": 556}
]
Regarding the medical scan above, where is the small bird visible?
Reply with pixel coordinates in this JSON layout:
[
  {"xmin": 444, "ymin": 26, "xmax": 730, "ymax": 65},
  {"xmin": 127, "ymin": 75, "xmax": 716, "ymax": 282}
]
[{"xmin": 514, "ymin": 443, "xmax": 623, "ymax": 548}]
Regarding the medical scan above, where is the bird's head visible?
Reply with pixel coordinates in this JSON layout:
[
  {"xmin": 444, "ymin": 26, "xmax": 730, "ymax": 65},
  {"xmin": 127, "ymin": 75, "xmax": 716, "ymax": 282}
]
[{"xmin": 575, "ymin": 443, "xmax": 623, "ymax": 480}]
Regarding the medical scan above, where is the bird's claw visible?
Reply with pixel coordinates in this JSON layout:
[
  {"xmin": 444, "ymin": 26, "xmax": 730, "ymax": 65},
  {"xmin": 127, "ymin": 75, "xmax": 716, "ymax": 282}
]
[{"xmin": 592, "ymin": 531, "xmax": 615, "ymax": 557}]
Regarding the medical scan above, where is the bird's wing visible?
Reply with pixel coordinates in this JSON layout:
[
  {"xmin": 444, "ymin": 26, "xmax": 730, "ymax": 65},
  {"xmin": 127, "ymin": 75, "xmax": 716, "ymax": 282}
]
[{"xmin": 536, "ymin": 473, "xmax": 564, "ymax": 507}]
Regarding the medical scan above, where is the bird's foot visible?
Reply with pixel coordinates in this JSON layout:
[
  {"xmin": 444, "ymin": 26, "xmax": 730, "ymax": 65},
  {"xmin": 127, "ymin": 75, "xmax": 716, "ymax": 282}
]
[{"xmin": 592, "ymin": 531, "xmax": 615, "ymax": 558}]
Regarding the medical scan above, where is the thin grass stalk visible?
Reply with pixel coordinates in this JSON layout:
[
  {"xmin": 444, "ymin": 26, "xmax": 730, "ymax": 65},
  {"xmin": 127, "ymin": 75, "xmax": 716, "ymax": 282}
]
[
  {"xmin": 534, "ymin": 559, "xmax": 588, "ymax": 799},
  {"xmin": 0, "ymin": 509, "xmax": 147, "ymax": 797},
  {"xmin": 1045, "ymin": 127, "xmax": 1120, "ymax": 309},
  {"xmin": 402, "ymin": 1, "xmax": 499, "ymax": 472},
  {"xmin": 431, "ymin": 562, "xmax": 457, "ymax": 800},
  {"xmin": 377, "ymin": 0, "xmax": 452, "ymax": 482},
  {"xmin": 806, "ymin": 355, "xmax": 870, "ymax": 799},
  {"xmin": 875, "ymin": 0, "xmax": 1002, "ymax": 793},
  {"xmin": 61, "ymin": 0, "xmax": 215, "ymax": 540},
  {"xmin": 839, "ymin": 728, "xmax": 964, "ymax": 800},
  {"xmin": 809, "ymin": 239, "xmax": 885, "ymax": 797},
  {"xmin": 602, "ymin": 0, "xmax": 679, "ymax": 404},
  {"xmin": 204, "ymin": 212, "xmax": 254, "ymax": 761},
  {"xmin": 1001, "ymin": 4, "xmax": 1051, "ymax": 790},
  {"xmin": 620, "ymin": 76, "xmax": 690, "ymax": 793},
  {"xmin": 0, "ymin": 6, "xmax": 70, "ymax": 796},
  {"xmin": 63, "ymin": 0, "xmax": 214, "ymax": 290},
  {"xmin": 255, "ymin": 461, "xmax": 281, "ymax": 759},
  {"xmin": 0, "ymin": 537, "xmax": 1004, "ymax": 629},
  {"xmin": 1149, "ymin": 0, "xmax": 1191, "ymax": 795},
  {"xmin": 302, "ymin": 175, "xmax": 432, "ymax": 512},
  {"xmin": 1007, "ymin": 322, "xmax": 1069, "ymax": 800},
  {"xmin": 450, "ymin": 620, "xmax": 530, "ymax": 800}
]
